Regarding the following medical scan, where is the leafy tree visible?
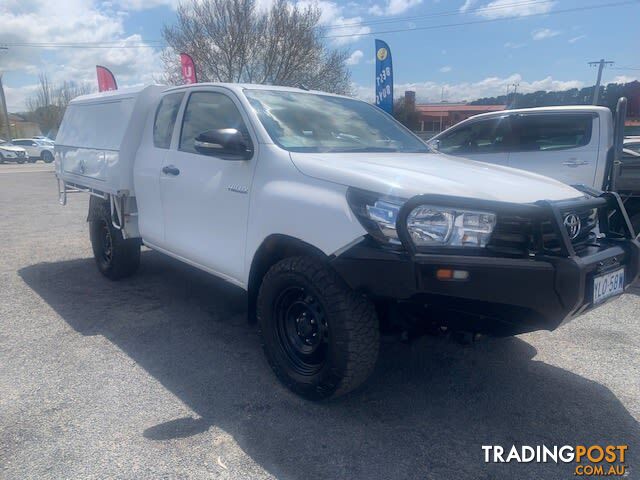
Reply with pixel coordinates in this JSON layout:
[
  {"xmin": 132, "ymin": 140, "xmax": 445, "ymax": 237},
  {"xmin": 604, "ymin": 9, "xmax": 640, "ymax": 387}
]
[
  {"xmin": 161, "ymin": 0, "xmax": 352, "ymax": 94},
  {"xmin": 24, "ymin": 73, "xmax": 93, "ymax": 137}
]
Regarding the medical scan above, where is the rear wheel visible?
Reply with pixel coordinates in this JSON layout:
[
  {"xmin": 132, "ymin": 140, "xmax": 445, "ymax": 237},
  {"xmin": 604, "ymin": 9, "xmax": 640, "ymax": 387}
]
[
  {"xmin": 257, "ymin": 256, "xmax": 379, "ymax": 400},
  {"xmin": 0, "ymin": 154, "xmax": 4, "ymax": 164},
  {"xmin": 89, "ymin": 201, "xmax": 140, "ymax": 280},
  {"xmin": 42, "ymin": 151, "xmax": 54, "ymax": 163}
]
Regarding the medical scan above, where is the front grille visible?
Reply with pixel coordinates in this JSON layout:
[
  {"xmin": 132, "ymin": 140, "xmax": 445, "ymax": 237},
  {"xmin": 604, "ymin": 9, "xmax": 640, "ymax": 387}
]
[
  {"xmin": 488, "ymin": 207, "xmax": 599, "ymax": 257},
  {"xmin": 16, "ymin": 151, "xmax": 25, "ymax": 157}
]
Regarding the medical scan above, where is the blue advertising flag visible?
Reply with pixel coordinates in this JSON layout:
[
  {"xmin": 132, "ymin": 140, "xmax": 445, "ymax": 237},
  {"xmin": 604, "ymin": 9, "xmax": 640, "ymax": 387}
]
[{"xmin": 375, "ymin": 39, "xmax": 393, "ymax": 114}]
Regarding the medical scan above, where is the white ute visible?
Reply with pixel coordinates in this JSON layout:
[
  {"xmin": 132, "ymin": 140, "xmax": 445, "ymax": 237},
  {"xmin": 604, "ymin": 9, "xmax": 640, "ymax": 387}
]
[{"xmin": 55, "ymin": 84, "xmax": 640, "ymax": 399}]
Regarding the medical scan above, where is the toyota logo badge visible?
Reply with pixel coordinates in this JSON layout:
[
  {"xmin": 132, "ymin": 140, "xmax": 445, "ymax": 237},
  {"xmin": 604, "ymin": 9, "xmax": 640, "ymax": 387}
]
[{"xmin": 563, "ymin": 214, "xmax": 581, "ymax": 240}]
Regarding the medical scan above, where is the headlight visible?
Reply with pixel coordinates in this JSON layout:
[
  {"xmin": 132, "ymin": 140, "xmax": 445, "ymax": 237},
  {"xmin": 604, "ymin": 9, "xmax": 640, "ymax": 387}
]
[
  {"xmin": 407, "ymin": 206, "xmax": 496, "ymax": 248},
  {"xmin": 347, "ymin": 188, "xmax": 404, "ymax": 245}
]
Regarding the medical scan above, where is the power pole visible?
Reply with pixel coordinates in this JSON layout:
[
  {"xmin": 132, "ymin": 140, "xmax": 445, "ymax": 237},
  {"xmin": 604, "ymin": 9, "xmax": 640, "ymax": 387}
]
[
  {"xmin": 0, "ymin": 46, "xmax": 10, "ymax": 141},
  {"xmin": 510, "ymin": 82, "xmax": 519, "ymax": 107},
  {"xmin": 0, "ymin": 74, "xmax": 10, "ymax": 141},
  {"xmin": 588, "ymin": 59, "xmax": 614, "ymax": 105}
]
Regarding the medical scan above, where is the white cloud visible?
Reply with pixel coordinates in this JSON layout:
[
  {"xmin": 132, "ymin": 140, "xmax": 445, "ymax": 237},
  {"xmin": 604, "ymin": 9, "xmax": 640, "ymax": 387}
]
[
  {"xmin": 0, "ymin": 0, "xmax": 164, "ymax": 111},
  {"xmin": 352, "ymin": 74, "xmax": 585, "ymax": 103},
  {"xmin": 459, "ymin": 0, "xmax": 477, "ymax": 13},
  {"xmin": 531, "ymin": 28, "xmax": 560, "ymax": 40},
  {"xmin": 609, "ymin": 75, "xmax": 639, "ymax": 84},
  {"xmin": 504, "ymin": 41, "xmax": 525, "ymax": 49},
  {"xmin": 369, "ymin": 0, "xmax": 423, "ymax": 16},
  {"xmin": 346, "ymin": 50, "xmax": 364, "ymax": 65},
  {"xmin": 439, "ymin": 66, "xmax": 452, "ymax": 73},
  {"xmin": 475, "ymin": 0, "xmax": 554, "ymax": 19},
  {"xmin": 111, "ymin": 0, "xmax": 179, "ymax": 10},
  {"xmin": 299, "ymin": 0, "xmax": 371, "ymax": 44},
  {"xmin": 568, "ymin": 34, "xmax": 586, "ymax": 44}
]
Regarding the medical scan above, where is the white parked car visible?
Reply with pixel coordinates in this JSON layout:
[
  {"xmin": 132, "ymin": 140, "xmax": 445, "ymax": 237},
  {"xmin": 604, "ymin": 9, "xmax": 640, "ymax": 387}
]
[
  {"xmin": 0, "ymin": 140, "xmax": 28, "ymax": 163},
  {"xmin": 11, "ymin": 138, "xmax": 55, "ymax": 163},
  {"xmin": 429, "ymin": 106, "xmax": 640, "ymax": 233},
  {"xmin": 55, "ymin": 84, "xmax": 640, "ymax": 399}
]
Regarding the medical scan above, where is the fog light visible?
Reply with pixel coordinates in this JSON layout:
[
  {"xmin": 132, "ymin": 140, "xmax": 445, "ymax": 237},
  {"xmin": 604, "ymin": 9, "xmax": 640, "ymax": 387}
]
[{"xmin": 436, "ymin": 268, "xmax": 469, "ymax": 281}]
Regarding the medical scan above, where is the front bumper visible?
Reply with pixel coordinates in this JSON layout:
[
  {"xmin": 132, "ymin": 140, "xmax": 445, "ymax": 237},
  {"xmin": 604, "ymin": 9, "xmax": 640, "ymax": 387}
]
[{"xmin": 332, "ymin": 192, "xmax": 640, "ymax": 335}]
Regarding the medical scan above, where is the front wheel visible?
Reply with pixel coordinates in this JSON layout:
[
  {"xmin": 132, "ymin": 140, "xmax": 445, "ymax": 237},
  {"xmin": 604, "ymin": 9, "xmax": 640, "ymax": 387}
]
[
  {"xmin": 16, "ymin": 158, "xmax": 25, "ymax": 164},
  {"xmin": 89, "ymin": 202, "xmax": 140, "ymax": 280},
  {"xmin": 257, "ymin": 256, "xmax": 379, "ymax": 400},
  {"xmin": 42, "ymin": 151, "xmax": 54, "ymax": 163}
]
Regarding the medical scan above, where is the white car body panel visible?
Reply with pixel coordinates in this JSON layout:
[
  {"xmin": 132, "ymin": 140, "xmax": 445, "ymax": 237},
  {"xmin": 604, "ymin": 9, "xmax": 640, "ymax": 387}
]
[
  {"xmin": 430, "ymin": 105, "xmax": 612, "ymax": 190},
  {"xmin": 0, "ymin": 144, "xmax": 28, "ymax": 158},
  {"xmin": 57, "ymin": 83, "xmax": 586, "ymax": 290}
]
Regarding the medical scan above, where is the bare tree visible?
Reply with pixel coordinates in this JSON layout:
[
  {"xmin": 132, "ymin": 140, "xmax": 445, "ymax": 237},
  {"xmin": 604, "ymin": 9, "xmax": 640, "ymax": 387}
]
[
  {"xmin": 25, "ymin": 73, "xmax": 93, "ymax": 136},
  {"xmin": 161, "ymin": 0, "xmax": 352, "ymax": 94}
]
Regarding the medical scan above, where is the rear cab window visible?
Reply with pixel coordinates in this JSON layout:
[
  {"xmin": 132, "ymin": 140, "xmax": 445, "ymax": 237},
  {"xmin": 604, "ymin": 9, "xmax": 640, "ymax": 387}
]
[{"xmin": 153, "ymin": 92, "xmax": 185, "ymax": 149}]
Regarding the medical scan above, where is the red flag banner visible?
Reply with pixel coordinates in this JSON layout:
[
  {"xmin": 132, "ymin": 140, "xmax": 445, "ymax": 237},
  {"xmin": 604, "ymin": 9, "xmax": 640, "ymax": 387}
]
[
  {"xmin": 96, "ymin": 65, "xmax": 117, "ymax": 92},
  {"xmin": 180, "ymin": 53, "xmax": 197, "ymax": 84}
]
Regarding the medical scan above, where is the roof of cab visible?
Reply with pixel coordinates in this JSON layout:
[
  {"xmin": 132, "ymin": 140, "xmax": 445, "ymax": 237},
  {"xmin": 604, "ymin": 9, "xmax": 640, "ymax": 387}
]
[
  {"xmin": 468, "ymin": 104, "xmax": 611, "ymax": 121},
  {"xmin": 69, "ymin": 82, "xmax": 353, "ymax": 106},
  {"xmin": 163, "ymin": 82, "xmax": 351, "ymax": 99}
]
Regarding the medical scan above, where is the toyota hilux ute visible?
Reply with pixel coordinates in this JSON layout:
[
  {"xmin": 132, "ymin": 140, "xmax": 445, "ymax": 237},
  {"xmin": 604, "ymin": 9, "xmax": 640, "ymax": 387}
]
[{"xmin": 54, "ymin": 84, "xmax": 640, "ymax": 400}]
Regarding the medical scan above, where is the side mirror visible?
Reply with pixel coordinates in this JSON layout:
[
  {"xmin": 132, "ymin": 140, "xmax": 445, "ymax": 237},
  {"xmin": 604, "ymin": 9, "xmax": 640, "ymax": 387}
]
[
  {"xmin": 428, "ymin": 139, "xmax": 440, "ymax": 151},
  {"xmin": 194, "ymin": 128, "xmax": 253, "ymax": 160}
]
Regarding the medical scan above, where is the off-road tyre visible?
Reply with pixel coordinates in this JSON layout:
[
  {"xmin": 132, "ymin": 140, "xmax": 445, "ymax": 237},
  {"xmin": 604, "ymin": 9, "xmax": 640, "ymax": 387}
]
[
  {"xmin": 257, "ymin": 256, "xmax": 379, "ymax": 400},
  {"xmin": 89, "ymin": 200, "xmax": 140, "ymax": 280}
]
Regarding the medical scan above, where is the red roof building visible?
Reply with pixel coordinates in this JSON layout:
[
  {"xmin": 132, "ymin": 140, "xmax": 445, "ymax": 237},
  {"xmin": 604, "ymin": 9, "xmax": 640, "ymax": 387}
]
[{"xmin": 404, "ymin": 91, "xmax": 506, "ymax": 137}]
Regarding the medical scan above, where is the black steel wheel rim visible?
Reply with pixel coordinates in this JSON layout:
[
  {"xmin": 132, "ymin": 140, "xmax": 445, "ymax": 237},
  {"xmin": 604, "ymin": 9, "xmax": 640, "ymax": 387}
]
[
  {"xmin": 101, "ymin": 221, "xmax": 113, "ymax": 265},
  {"xmin": 274, "ymin": 286, "xmax": 329, "ymax": 376}
]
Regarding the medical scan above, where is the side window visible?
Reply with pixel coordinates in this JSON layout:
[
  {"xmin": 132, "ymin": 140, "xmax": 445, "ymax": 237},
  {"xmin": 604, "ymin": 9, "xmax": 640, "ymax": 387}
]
[
  {"xmin": 438, "ymin": 118, "xmax": 511, "ymax": 154},
  {"xmin": 512, "ymin": 114, "xmax": 593, "ymax": 152},
  {"xmin": 153, "ymin": 92, "xmax": 185, "ymax": 149},
  {"xmin": 13, "ymin": 140, "xmax": 25, "ymax": 146},
  {"xmin": 179, "ymin": 92, "xmax": 249, "ymax": 155}
]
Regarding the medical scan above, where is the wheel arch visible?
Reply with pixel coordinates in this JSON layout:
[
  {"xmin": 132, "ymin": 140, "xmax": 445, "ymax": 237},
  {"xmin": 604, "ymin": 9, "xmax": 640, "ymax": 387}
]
[{"xmin": 247, "ymin": 234, "xmax": 327, "ymax": 323}]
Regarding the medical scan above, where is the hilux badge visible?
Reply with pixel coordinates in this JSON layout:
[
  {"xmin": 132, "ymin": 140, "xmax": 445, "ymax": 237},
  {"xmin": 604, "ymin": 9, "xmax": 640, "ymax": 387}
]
[{"xmin": 563, "ymin": 214, "xmax": 581, "ymax": 240}]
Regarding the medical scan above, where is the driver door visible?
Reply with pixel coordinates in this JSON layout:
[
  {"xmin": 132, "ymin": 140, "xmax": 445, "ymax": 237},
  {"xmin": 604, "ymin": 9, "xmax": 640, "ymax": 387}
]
[
  {"xmin": 159, "ymin": 88, "xmax": 258, "ymax": 284},
  {"xmin": 434, "ymin": 116, "xmax": 512, "ymax": 166}
]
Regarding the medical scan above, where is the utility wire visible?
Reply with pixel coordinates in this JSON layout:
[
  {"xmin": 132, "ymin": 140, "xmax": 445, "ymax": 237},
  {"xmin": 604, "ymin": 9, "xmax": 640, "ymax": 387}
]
[
  {"xmin": 1, "ymin": 0, "xmax": 637, "ymax": 48},
  {"xmin": 324, "ymin": 0, "xmax": 555, "ymax": 29},
  {"xmin": 322, "ymin": 0, "xmax": 640, "ymax": 39}
]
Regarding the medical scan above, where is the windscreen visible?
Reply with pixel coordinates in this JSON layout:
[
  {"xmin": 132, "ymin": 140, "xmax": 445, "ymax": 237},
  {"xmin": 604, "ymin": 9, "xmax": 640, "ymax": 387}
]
[{"xmin": 244, "ymin": 89, "xmax": 429, "ymax": 153}]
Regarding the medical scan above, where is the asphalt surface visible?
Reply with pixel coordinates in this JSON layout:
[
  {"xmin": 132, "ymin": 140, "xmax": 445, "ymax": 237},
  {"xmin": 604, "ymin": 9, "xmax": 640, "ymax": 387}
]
[{"xmin": 1, "ymin": 163, "xmax": 639, "ymax": 479}]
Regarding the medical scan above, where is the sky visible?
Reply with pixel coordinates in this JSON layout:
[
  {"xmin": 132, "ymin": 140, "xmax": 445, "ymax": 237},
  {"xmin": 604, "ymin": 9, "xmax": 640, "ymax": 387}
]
[{"xmin": 0, "ymin": 0, "xmax": 639, "ymax": 112}]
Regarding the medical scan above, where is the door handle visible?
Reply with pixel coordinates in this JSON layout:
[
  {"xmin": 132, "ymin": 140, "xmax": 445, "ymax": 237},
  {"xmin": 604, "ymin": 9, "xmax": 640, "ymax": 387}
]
[
  {"xmin": 162, "ymin": 165, "xmax": 180, "ymax": 176},
  {"xmin": 562, "ymin": 159, "xmax": 589, "ymax": 167}
]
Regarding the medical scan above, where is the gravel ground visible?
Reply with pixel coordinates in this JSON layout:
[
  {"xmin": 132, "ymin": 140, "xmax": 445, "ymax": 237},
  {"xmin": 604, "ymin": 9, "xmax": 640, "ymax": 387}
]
[{"xmin": 1, "ymin": 164, "xmax": 638, "ymax": 479}]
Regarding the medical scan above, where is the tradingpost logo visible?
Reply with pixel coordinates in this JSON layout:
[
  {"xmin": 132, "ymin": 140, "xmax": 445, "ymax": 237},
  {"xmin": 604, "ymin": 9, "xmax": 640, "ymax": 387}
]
[{"xmin": 482, "ymin": 445, "xmax": 628, "ymax": 476}]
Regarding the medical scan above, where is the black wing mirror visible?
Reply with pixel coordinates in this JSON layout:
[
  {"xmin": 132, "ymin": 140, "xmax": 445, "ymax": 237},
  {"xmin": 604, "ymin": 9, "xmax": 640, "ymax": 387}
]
[{"xmin": 194, "ymin": 128, "xmax": 253, "ymax": 160}]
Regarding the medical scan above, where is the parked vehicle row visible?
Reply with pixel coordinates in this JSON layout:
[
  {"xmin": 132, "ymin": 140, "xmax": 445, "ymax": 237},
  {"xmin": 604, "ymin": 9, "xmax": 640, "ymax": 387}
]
[{"xmin": 54, "ymin": 84, "xmax": 639, "ymax": 400}]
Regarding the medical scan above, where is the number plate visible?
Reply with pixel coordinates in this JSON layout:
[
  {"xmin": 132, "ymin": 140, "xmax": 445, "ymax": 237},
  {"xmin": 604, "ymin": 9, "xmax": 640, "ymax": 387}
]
[{"xmin": 593, "ymin": 268, "xmax": 625, "ymax": 305}]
